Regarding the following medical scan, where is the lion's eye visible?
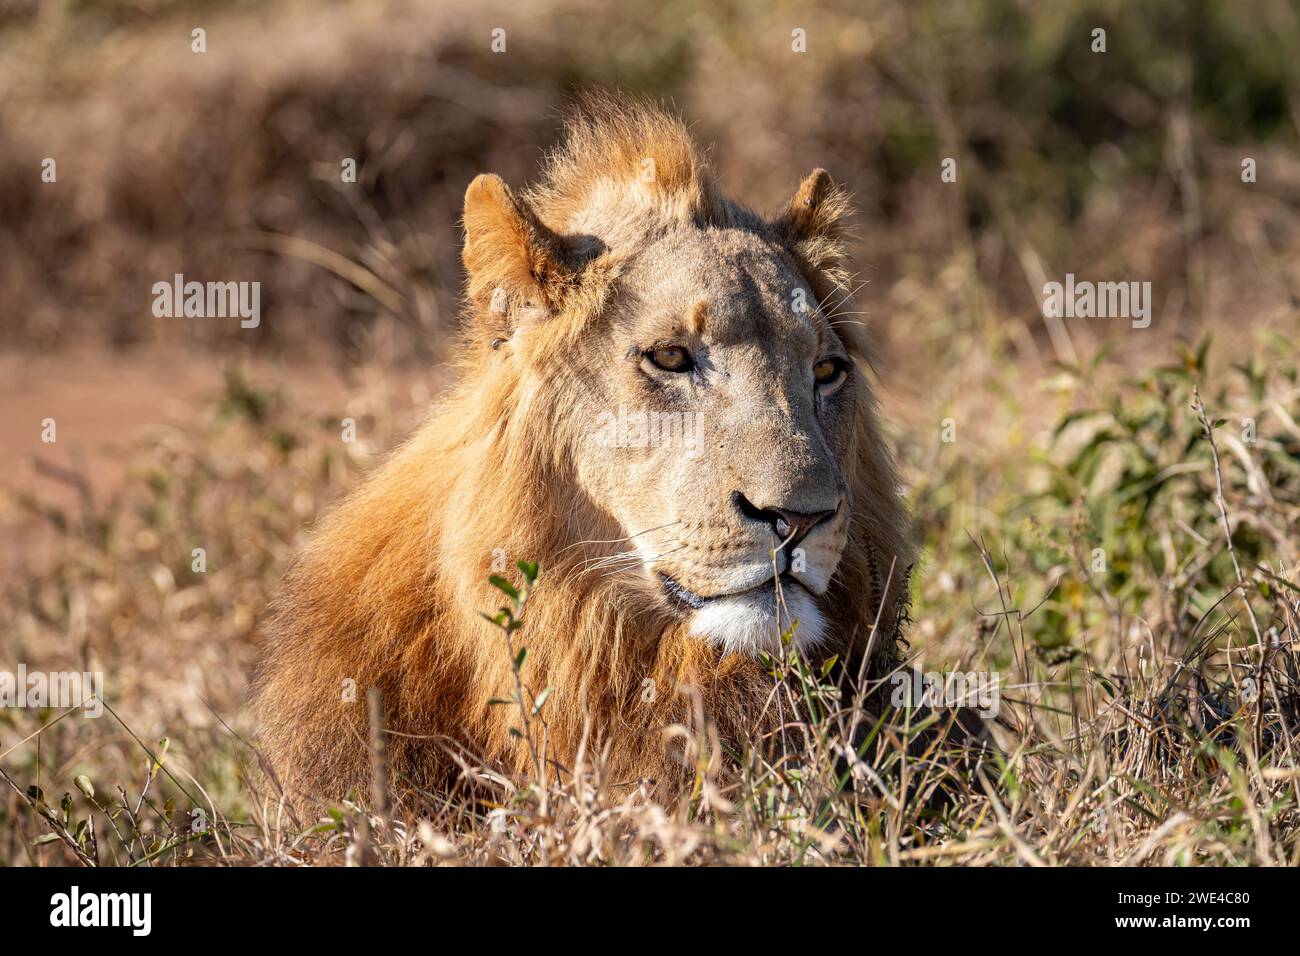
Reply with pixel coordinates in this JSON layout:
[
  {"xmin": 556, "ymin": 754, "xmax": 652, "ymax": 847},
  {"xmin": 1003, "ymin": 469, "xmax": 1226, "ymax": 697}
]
[
  {"xmin": 814, "ymin": 356, "xmax": 849, "ymax": 388},
  {"xmin": 647, "ymin": 345, "xmax": 694, "ymax": 373}
]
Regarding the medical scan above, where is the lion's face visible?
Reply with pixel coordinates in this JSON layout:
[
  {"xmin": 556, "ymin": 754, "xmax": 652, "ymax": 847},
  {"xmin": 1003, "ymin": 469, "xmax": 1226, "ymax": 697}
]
[
  {"xmin": 568, "ymin": 226, "xmax": 856, "ymax": 656},
  {"xmin": 459, "ymin": 101, "xmax": 898, "ymax": 660},
  {"xmin": 259, "ymin": 97, "xmax": 914, "ymax": 802}
]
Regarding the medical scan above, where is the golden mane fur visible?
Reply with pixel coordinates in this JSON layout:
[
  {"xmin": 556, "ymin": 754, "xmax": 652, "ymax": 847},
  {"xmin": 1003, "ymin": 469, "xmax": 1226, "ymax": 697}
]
[{"xmin": 255, "ymin": 93, "xmax": 914, "ymax": 806}]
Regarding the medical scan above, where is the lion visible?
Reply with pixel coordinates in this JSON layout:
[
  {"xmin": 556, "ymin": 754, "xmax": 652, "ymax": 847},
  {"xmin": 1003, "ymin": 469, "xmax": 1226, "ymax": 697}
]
[{"xmin": 254, "ymin": 93, "xmax": 917, "ymax": 807}]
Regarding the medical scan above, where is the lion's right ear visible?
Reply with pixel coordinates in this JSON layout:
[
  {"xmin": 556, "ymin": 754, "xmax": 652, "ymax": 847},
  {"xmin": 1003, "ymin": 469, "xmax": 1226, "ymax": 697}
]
[
  {"xmin": 462, "ymin": 173, "xmax": 573, "ymax": 326},
  {"xmin": 770, "ymin": 169, "xmax": 871, "ymax": 357},
  {"xmin": 769, "ymin": 169, "xmax": 853, "ymax": 299}
]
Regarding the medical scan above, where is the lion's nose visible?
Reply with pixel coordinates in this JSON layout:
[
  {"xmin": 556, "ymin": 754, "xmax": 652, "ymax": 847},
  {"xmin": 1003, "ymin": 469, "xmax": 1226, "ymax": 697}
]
[{"xmin": 732, "ymin": 492, "xmax": 837, "ymax": 547}]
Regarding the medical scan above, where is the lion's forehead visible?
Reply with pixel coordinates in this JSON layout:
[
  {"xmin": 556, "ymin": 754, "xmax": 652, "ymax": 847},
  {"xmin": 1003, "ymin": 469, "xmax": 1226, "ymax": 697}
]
[{"xmin": 620, "ymin": 229, "xmax": 823, "ymax": 347}]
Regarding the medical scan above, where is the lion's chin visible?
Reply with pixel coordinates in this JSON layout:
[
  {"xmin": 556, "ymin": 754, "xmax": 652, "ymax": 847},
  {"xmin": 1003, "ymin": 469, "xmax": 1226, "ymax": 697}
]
[{"xmin": 687, "ymin": 584, "xmax": 827, "ymax": 658}]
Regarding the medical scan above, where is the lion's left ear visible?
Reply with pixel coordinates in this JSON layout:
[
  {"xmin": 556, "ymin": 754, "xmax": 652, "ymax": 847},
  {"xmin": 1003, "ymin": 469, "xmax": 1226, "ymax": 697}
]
[
  {"xmin": 462, "ymin": 173, "xmax": 575, "ymax": 327},
  {"xmin": 770, "ymin": 168, "xmax": 853, "ymax": 304}
]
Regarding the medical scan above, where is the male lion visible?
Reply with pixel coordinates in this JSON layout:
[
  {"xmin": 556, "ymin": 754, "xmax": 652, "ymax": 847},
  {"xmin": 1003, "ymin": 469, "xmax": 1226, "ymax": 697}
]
[{"xmin": 255, "ymin": 94, "xmax": 916, "ymax": 806}]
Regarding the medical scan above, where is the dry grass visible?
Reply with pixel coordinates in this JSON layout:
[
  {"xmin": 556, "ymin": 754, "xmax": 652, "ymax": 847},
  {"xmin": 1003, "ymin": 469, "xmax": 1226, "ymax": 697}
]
[{"xmin": 3, "ymin": 315, "xmax": 1298, "ymax": 866}]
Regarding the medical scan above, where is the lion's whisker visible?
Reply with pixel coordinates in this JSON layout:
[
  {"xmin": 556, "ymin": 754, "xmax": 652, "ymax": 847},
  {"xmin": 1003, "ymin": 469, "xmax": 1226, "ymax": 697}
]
[
  {"xmin": 582, "ymin": 525, "xmax": 702, "ymax": 582},
  {"xmin": 558, "ymin": 520, "xmax": 682, "ymax": 555},
  {"xmin": 596, "ymin": 541, "xmax": 692, "ymax": 581},
  {"xmin": 577, "ymin": 549, "xmax": 644, "ymax": 573},
  {"xmin": 817, "ymin": 273, "xmax": 865, "ymax": 317}
]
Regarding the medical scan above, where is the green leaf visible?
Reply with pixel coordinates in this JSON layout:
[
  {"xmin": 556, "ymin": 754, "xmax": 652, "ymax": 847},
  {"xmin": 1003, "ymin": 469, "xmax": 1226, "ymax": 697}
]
[
  {"xmin": 1051, "ymin": 408, "xmax": 1103, "ymax": 440},
  {"xmin": 514, "ymin": 647, "xmax": 527, "ymax": 670},
  {"xmin": 489, "ymin": 576, "xmax": 520, "ymax": 602},
  {"xmin": 1090, "ymin": 340, "xmax": 1119, "ymax": 368},
  {"xmin": 74, "ymin": 775, "xmax": 95, "ymax": 800},
  {"xmin": 480, "ymin": 609, "xmax": 513, "ymax": 628},
  {"xmin": 531, "ymin": 687, "xmax": 552, "ymax": 716},
  {"xmin": 1196, "ymin": 333, "xmax": 1213, "ymax": 373}
]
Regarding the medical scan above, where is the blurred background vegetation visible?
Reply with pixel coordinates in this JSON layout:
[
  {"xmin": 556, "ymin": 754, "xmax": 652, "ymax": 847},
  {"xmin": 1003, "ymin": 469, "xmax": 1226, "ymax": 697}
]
[{"xmin": 2, "ymin": 0, "xmax": 1297, "ymax": 363}]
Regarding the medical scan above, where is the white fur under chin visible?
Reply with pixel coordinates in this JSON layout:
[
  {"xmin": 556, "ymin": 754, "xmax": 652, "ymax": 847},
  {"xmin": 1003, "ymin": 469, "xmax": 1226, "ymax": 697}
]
[{"xmin": 688, "ymin": 586, "xmax": 827, "ymax": 658}]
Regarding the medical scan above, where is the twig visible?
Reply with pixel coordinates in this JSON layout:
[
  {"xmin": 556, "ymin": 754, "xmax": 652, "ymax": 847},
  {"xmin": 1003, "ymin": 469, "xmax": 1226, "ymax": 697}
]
[
  {"xmin": 0, "ymin": 766, "xmax": 96, "ymax": 867},
  {"xmin": 1193, "ymin": 387, "xmax": 1268, "ymax": 749},
  {"xmin": 1192, "ymin": 388, "xmax": 1265, "ymax": 644},
  {"xmin": 368, "ymin": 687, "xmax": 391, "ymax": 830}
]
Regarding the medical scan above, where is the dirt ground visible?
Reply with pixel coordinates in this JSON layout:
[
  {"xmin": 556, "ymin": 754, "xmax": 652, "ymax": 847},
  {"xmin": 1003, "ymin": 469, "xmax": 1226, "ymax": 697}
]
[{"xmin": 0, "ymin": 348, "xmax": 445, "ymax": 580}]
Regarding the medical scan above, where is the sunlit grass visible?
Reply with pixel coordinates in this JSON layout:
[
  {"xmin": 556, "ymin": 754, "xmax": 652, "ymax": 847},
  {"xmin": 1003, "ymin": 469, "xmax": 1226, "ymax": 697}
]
[{"xmin": 3, "ymin": 320, "xmax": 1297, "ymax": 866}]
